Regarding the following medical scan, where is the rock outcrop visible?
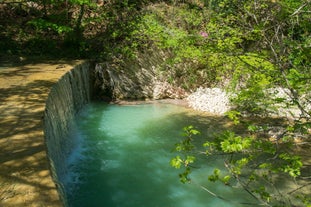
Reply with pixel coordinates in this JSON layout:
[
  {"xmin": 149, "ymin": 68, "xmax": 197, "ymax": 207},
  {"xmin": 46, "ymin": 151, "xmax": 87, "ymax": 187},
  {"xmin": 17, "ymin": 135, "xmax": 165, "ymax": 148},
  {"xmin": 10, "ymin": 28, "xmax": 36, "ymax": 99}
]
[{"xmin": 94, "ymin": 49, "xmax": 188, "ymax": 101}]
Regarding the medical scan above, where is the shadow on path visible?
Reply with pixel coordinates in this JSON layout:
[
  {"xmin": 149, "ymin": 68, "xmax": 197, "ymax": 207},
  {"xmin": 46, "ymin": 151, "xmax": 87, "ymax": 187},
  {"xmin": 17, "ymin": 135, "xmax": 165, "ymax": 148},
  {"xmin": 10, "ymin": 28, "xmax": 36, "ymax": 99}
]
[{"xmin": 0, "ymin": 61, "xmax": 80, "ymax": 207}]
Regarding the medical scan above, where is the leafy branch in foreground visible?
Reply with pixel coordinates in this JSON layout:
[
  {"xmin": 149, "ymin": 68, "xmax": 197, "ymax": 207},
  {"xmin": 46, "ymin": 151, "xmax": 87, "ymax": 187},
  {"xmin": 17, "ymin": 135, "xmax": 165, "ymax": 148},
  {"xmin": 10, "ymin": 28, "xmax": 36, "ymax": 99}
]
[
  {"xmin": 170, "ymin": 124, "xmax": 307, "ymax": 206},
  {"xmin": 170, "ymin": 126, "xmax": 199, "ymax": 183}
]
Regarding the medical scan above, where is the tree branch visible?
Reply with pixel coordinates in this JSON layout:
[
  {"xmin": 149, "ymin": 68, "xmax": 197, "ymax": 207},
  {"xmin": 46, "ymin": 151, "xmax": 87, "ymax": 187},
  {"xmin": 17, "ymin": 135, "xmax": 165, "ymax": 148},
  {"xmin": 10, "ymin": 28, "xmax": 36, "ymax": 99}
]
[{"xmin": 291, "ymin": 1, "xmax": 311, "ymax": 16}]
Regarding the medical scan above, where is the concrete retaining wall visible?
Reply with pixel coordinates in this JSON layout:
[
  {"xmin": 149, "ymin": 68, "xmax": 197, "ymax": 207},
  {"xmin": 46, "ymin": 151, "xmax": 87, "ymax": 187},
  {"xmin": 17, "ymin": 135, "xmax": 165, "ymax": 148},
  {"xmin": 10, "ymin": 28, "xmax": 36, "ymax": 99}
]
[{"xmin": 43, "ymin": 62, "xmax": 93, "ymax": 206}]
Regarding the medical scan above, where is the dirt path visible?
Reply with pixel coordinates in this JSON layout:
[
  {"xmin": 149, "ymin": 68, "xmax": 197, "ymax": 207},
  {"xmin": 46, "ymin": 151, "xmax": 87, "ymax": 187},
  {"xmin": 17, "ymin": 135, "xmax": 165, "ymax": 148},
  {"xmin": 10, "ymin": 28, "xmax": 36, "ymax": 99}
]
[{"xmin": 0, "ymin": 60, "xmax": 82, "ymax": 207}]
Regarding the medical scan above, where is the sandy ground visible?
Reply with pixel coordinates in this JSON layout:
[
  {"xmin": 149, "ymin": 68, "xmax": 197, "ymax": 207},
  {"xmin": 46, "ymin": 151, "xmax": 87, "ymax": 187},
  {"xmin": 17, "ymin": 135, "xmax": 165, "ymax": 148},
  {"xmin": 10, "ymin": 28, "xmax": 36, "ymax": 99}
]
[{"xmin": 0, "ymin": 60, "xmax": 82, "ymax": 207}]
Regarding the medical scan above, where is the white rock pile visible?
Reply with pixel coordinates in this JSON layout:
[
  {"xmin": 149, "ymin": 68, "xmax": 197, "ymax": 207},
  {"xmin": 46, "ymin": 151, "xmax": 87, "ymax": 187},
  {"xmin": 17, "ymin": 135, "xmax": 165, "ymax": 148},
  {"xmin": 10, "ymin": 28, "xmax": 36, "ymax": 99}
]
[
  {"xmin": 187, "ymin": 87, "xmax": 310, "ymax": 118},
  {"xmin": 187, "ymin": 87, "xmax": 231, "ymax": 115}
]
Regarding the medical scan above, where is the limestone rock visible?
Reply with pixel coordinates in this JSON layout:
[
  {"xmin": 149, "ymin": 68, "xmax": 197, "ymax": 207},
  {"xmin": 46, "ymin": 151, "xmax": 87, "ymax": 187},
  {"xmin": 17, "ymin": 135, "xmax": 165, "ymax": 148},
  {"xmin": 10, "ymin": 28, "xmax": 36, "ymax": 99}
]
[{"xmin": 187, "ymin": 87, "xmax": 231, "ymax": 115}]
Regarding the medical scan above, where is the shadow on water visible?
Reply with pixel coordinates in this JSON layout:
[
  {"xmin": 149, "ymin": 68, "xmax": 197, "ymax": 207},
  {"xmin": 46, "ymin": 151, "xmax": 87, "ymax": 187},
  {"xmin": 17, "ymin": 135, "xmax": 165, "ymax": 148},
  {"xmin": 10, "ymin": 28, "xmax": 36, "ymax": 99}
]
[
  {"xmin": 133, "ymin": 111, "xmax": 243, "ymax": 203},
  {"xmin": 135, "ymin": 107, "xmax": 311, "ymax": 206},
  {"xmin": 119, "ymin": 104, "xmax": 311, "ymax": 205}
]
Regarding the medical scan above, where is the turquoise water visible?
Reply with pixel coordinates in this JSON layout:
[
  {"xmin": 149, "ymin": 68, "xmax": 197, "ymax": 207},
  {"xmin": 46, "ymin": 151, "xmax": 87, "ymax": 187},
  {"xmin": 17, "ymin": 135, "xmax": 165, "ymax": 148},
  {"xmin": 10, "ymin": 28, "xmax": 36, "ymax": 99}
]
[{"xmin": 63, "ymin": 102, "xmax": 256, "ymax": 207}]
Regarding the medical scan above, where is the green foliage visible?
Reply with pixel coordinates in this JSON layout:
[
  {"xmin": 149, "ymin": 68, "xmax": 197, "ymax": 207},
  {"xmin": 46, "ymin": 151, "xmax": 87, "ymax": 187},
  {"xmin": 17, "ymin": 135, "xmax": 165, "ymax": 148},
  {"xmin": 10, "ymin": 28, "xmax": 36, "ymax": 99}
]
[
  {"xmin": 170, "ymin": 155, "xmax": 183, "ymax": 169},
  {"xmin": 278, "ymin": 153, "xmax": 302, "ymax": 177},
  {"xmin": 27, "ymin": 19, "xmax": 73, "ymax": 34},
  {"xmin": 217, "ymin": 131, "xmax": 252, "ymax": 153},
  {"xmin": 156, "ymin": 2, "xmax": 310, "ymax": 204},
  {"xmin": 174, "ymin": 125, "xmax": 199, "ymax": 152},
  {"xmin": 225, "ymin": 110, "xmax": 241, "ymax": 125},
  {"xmin": 2, "ymin": 0, "xmax": 310, "ymax": 205},
  {"xmin": 253, "ymin": 186, "xmax": 271, "ymax": 203},
  {"xmin": 171, "ymin": 124, "xmax": 306, "ymax": 205},
  {"xmin": 170, "ymin": 126, "xmax": 199, "ymax": 183},
  {"xmin": 170, "ymin": 155, "xmax": 195, "ymax": 183},
  {"xmin": 69, "ymin": 0, "xmax": 93, "ymax": 5},
  {"xmin": 208, "ymin": 168, "xmax": 221, "ymax": 182}
]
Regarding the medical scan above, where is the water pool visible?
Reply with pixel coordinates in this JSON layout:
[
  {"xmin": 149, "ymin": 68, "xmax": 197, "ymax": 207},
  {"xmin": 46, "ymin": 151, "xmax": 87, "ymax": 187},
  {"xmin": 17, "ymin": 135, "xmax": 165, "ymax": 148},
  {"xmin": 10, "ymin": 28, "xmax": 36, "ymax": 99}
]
[{"xmin": 62, "ymin": 102, "xmax": 257, "ymax": 207}]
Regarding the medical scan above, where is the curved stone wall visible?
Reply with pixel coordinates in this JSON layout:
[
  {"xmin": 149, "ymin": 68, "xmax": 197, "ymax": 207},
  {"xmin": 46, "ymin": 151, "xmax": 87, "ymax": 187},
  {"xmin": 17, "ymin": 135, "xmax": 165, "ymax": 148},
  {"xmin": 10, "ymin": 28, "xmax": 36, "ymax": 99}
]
[{"xmin": 43, "ymin": 62, "xmax": 93, "ymax": 205}]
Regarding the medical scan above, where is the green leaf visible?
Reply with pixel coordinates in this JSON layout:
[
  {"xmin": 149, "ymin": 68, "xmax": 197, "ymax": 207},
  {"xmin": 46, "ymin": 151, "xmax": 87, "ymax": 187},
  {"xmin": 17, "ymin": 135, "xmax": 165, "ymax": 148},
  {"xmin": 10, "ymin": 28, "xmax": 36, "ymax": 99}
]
[
  {"xmin": 179, "ymin": 167, "xmax": 191, "ymax": 183},
  {"xmin": 185, "ymin": 155, "xmax": 196, "ymax": 166},
  {"xmin": 190, "ymin": 129, "xmax": 200, "ymax": 135},
  {"xmin": 226, "ymin": 110, "xmax": 241, "ymax": 125},
  {"xmin": 259, "ymin": 163, "xmax": 272, "ymax": 169},
  {"xmin": 220, "ymin": 133, "xmax": 251, "ymax": 153},
  {"xmin": 278, "ymin": 153, "xmax": 302, "ymax": 177},
  {"xmin": 208, "ymin": 168, "xmax": 221, "ymax": 182},
  {"xmin": 170, "ymin": 156, "xmax": 183, "ymax": 169},
  {"xmin": 222, "ymin": 175, "xmax": 231, "ymax": 185}
]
